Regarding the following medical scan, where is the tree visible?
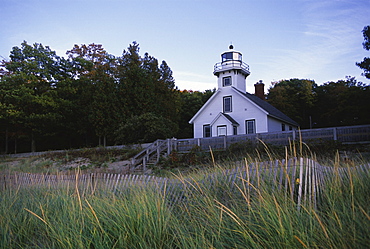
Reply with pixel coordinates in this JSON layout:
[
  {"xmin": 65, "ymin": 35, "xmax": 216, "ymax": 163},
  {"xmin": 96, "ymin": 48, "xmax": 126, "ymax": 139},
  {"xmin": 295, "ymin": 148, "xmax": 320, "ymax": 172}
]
[
  {"xmin": 115, "ymin": 112, "xmax": 178, "ymax": 144},
  {"xmin": 116, "ymin": 42, "xmax": 151, "ymax": 118},
  {"xmin": 356, "ymin": 25, "xmax": 370, "ymax": 79},
  {"xmin": 115, "ymin": 42, "xmax": 180, "ymax": 142},
  {"xmin": 177, "ymin": 89, "xmax": 215, "ymax": 138},
  {"xmin": 267, "ymin": 79, "xmax": 316, "ymax": 128},
  {"xmin": 0, "ymin": 41, "xmax": 72, "ymax": 152},
  {"xmin": 0, "ymin": 74, "xmax": 28, "ymax": 153},
  {"xmin": 0, "ymin": 41, "xmax": 182, "ymax": 151},
  {"xmin": 313, "ymin": 76, "xmax": 370, "ymax": 127},
  {"xmin": 67, "ymin": 43, "xmax": 120, "ymax": 146}
]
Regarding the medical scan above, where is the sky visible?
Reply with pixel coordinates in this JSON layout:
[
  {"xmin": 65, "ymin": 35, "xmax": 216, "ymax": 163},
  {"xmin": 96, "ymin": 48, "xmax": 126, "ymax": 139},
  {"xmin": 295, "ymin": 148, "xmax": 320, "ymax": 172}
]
[{"xmin": 1, "ymin": 0, "xmax": 369, "ymax": 93}]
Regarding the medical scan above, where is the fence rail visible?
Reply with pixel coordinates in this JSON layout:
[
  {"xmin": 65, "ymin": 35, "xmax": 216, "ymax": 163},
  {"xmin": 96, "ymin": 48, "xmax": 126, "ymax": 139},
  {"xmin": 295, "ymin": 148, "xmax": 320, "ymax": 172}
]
[
  {"xmin": 2, "ymin": 158, "xmax": 369, "ymax": 210},
  {"xmin": 175, "ymin": 124, "xmax": 370, "ymax": 153},
  {"xmin": 130, "ymin": 124, "xmax": 370, "ymax": 171}
]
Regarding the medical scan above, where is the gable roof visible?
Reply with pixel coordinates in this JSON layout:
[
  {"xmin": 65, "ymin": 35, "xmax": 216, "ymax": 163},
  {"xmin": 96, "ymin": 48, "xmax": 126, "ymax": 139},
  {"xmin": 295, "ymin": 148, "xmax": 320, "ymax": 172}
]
[
  {"xmin": 210, "ymin": 112, "xmax": 240, "ymax": 126},
  {"xmin": 223, "ymin": 113, "xmax": 239, "ymax": 126},
  {"xmin": 233, "ymin": 87, "xmax": 299, "ymax": 126},
  {"xmin": 189, "ymin": 89, "xmax": 221, "ymax": 124}
]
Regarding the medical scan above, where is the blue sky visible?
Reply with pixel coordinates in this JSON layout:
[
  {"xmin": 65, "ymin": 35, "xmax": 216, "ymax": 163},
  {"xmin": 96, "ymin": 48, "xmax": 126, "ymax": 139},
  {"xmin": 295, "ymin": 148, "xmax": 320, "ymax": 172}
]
[{"xmin": 1, "ymin": 0, "xmax": 369, "ymax": 92}]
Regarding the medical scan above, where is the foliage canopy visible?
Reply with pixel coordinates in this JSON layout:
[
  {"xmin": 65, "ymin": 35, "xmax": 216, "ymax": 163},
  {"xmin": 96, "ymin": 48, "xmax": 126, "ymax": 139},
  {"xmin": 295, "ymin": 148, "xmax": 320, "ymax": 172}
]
[
  {"xmin": 357, "ymin": 25, "xmax": 370, "ymax": 79},
  {"xmin": 0, "ymin": 41, "xmax": 184, "ymax": 152}
]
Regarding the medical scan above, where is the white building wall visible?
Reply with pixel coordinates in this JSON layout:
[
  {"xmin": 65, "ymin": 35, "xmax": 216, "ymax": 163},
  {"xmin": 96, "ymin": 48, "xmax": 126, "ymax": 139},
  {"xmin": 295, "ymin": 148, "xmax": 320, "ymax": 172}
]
[
  {"xmin": 212, "ymin": 116, "xmax": 232, "ymax": 136},
  {"xmin": 192, "ymin": 88, "xmax": 271, "ymax": 138},
  {"xmin": 193, "ymin": 123, "xmax": 204, "ymax": 138},
  {"xmin": 227, "ymin": 91, "xmax": 268, "ymax": 134},
  {"xmin": 192, "ymin": 93, "xmax": 223, "ymax": 138},
  {"xmin": 217, "ymin": 71, "xmax": 246, "ymax": 93},
  {"xmin": 267, "ymin": 117, "xmax": 283, "ymax": 132},
  {"xmin": 267, "ymin": 117, "xmax": 297, "ymax": 132}
]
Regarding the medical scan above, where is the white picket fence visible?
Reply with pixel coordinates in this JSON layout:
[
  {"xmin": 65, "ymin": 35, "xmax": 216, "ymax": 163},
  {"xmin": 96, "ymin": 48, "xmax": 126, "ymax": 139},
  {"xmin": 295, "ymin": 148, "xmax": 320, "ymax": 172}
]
[{"xmin": 1, "ymin": 158, "xmax": 369, "ymax": 209}]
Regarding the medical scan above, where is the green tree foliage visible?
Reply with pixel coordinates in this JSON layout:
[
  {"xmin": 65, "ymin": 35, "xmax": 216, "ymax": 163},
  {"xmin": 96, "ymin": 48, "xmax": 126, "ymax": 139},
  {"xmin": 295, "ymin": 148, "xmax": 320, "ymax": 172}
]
[
  {"xmin": 0, "ymin": 41, "xmax": 181, "ymax": 152},
  {"xmin": 115, "ymin": 112, "xmax": 178, "ymax": 143},
  {"xmin": 267, "ymin": 77, "xmax": 370, "ymax": 129},
  {"xmin": 313, "ymin": 76, "xmax": 370, "ymax": 127},
  {"xmin": 114, "ymin": 42, "xmax": 180, "ymax": 143},
  {"xmin": 116, "ymin": 42, "xmax": 179, "ymax": 121},
  {"xmin": 0, "ymin": 41, "xmax": 73, "ymax": 152},
  {"xmin": 67, "ymin": 44, "xmax": 119, "ymax": 146},
  {"xmin": 176, "ymin": 89, "xmax": 215, "ymax": 138},
  {"xmin": 267, "ymin": 79, "xmax": 317, "ymax": 128},
  {"xmin": 356, "ymin": 25, "xmax": 370, "ymax": 79}
]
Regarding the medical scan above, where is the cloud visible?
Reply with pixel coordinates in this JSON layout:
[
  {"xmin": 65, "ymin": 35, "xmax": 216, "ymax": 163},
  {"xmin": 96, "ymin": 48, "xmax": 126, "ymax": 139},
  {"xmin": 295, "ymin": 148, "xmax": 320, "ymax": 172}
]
[
  {"xmin": 174, "ymin": 71, "xmax": 215, "ymax": 91},
  {"xmin": 263, "ymin": 0, "xmax": 368, "ymax": 83}
]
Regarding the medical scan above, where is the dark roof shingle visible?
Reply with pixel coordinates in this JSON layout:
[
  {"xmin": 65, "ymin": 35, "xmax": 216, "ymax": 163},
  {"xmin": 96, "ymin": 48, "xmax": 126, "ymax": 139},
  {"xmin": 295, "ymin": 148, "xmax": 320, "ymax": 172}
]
[{"xmin": 234, "ymin": 88, "xmax": 299, "ymax": 126}]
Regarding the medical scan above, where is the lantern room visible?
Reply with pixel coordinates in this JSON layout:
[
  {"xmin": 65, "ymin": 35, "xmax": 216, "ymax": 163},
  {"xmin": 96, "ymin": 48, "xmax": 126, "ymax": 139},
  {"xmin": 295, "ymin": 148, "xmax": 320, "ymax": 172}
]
[{"xmin": 213, "ymin": 45, "xmax": 250, "ymax": 92}]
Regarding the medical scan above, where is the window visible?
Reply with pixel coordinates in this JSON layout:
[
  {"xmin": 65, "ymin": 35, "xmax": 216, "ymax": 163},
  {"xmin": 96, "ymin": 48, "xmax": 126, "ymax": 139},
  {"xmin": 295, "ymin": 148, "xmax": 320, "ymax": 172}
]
[
  {"xmin": 222, "ymin": 52, "xmax": 233, "ymax": 62},
  {"xmin": 203, "ymin": 125, "xmax": 211, "ymax": 137},
  {"xmin": 217, "ymin": 126, "xmax": 227, "ymax": 136},
  {"xmin": 289, "ymin": 126, "xmax": 293, "ymax": 131},
  {"xmin": 233, "ymin": 126, "xmax": 237, "ymax": 135},
  {"xmin": 245, "ymin": 120, "xmax": 255, "ymax": 134},
  {"xmin": 282, "ymin": 123, "xmax": 286, "ymax": 131},
  {"xmin": 223, "ymin": 76, "xmax": 231, "ymax": 86},
  {"xmin": 223, "ymin": 96, "xmax": 232, "ymax": 113}
]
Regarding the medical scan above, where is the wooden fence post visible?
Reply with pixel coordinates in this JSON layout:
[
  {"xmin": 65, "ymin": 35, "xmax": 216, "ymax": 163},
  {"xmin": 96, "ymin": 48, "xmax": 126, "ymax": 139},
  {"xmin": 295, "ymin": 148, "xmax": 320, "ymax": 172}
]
[
  {"xmin": 143, "ymin": 157, "xmax": 147, "ymax": 172},
  {"xmin": 167, "ymin": 139, "xmax": 171, "ymax": 155},
  {"xmin": 297, "ymin": 157, "xmax": 304, "ymax": 211}
]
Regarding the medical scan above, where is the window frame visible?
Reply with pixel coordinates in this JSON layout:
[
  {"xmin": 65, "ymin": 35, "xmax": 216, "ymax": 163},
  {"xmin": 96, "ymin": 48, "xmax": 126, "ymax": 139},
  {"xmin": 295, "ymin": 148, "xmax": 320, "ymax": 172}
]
[
  {"xmin": 223, "ymin": 96, "xmax": 232, "ymax": 113},
  {"xmin": 282, "ymin": 123, "xmax": 286, "ymax": 131},
  {"xmin": 217, "ymin": 125, "xmax": 227, "ymax": 136},
  {"xmin": 203, "ymin": 124, "xmax": 211, "ymax": 138},
  {"xmin": 222, "ymin": 52, "xmax": 233, "ymax": 62},
  {"xmin": 245, "ymin": 119, "xmax": 255, "ymax": 134},
  {"xmin": 222, "ymin": 76, "xmax": 232, "ymax": 87}
]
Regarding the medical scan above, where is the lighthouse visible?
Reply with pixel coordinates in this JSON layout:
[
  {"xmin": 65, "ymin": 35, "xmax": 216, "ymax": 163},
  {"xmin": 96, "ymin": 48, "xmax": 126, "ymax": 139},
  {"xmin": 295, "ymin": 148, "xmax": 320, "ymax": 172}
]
[
  {"xmin": 189, "ymin": 45, "xmax": 298, "ymax": 138},
  {"xmin": 213, "ymin": 45, "xmax": 250, "ymax": 92}
]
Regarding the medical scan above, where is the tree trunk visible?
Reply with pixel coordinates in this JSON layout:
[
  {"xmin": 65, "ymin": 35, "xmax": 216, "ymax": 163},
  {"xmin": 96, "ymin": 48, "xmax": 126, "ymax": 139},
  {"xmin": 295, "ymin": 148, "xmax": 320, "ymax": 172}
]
[
  {"xmin": 5, "ymin": 128, "xmax": 8, "ymax": 154},
  {"xmin": 31, "ymin": 133, "xmax": 36, "ymax": 152}
]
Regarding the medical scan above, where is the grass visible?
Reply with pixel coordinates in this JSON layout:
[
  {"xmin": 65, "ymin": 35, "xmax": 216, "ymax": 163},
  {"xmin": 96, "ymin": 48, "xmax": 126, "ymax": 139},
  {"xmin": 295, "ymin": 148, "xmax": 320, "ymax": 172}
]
[
  {"xmin": 0, "ymin": 154, "xmax": 369, "ymax": 248},
  {"xmin": 156, "ymin": 139, "xmax": 370, "ymax": 177},
  {"xmin": 0, "ymin": 146, "xmax": 141, "ymax": 174}
]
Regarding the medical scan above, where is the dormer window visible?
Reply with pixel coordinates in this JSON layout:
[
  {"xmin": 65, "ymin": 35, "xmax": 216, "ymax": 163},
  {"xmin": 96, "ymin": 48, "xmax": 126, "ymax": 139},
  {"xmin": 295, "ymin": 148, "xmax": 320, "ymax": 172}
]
[{"xmin": 223, "ymin": 76, "xmax": 231, "ymax": 86}]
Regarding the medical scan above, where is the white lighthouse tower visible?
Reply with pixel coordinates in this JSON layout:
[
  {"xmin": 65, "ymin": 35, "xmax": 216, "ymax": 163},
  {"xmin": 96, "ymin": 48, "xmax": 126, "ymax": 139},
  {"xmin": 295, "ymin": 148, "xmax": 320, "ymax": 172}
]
[
  {"xmin": 189, "ymin": 45, "xmax": 298, "ymax": 138},
  {"xmin": 213, "ymin": 45, "xmax": 250, "ymax": 92}
]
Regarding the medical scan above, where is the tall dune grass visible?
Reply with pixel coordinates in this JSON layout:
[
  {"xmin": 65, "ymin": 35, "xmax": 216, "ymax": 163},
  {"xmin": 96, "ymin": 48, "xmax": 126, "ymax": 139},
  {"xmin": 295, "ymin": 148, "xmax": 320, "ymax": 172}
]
[{"xmin": 0, "ymin": 157, "xmax": 369, "ymax": 248}]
